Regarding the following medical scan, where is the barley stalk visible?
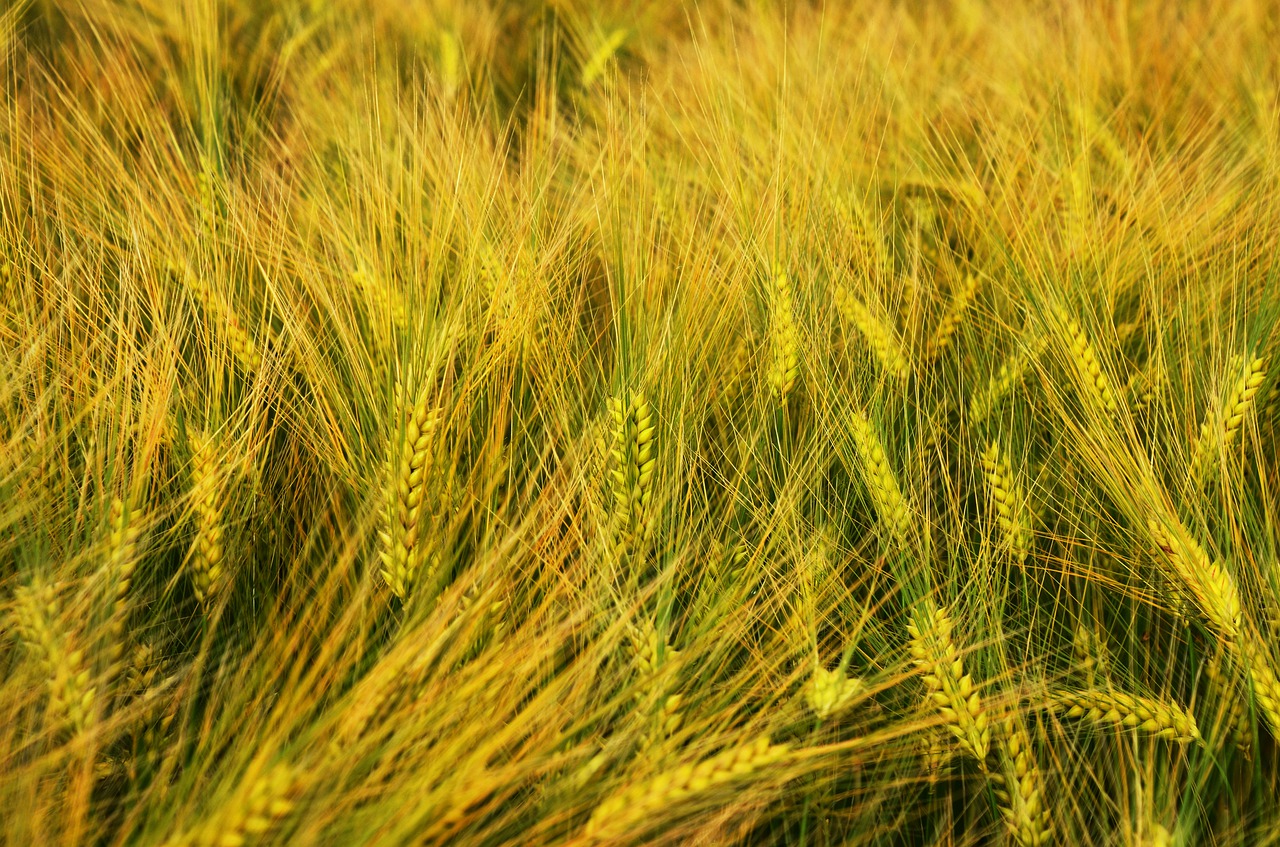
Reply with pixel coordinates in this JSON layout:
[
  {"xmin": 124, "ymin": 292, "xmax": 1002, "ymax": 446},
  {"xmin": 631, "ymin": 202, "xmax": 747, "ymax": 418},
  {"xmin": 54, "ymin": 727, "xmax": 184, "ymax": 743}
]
[
  {"xmin": 980, "ymin": 441, "xmax": 1033, "ymax": 564},
  {"xmin": 833, "ymin": 285, "xmax": 911, "ymax": 379},
  {"xmin": 1051, "ymin": 689, "xmax": 1201, "ymax": 743},
  {"xmin": 907, "ymin": 600, "xmax": 990, "ymax": 766},
  {"xmin": 583, "ymin": 736, "xmax": 787, "ymax": 840},
  {"xmin": 765, "ymin": 269, "xmax": 801, "ymax": 404}
]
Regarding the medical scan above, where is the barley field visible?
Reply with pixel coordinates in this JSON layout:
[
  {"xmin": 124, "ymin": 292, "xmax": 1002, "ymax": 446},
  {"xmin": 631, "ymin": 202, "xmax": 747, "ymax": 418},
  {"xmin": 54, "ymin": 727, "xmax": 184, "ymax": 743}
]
[{"xmin": 3, "ymin": 1, "xmax": 1280, "ymax": 844}]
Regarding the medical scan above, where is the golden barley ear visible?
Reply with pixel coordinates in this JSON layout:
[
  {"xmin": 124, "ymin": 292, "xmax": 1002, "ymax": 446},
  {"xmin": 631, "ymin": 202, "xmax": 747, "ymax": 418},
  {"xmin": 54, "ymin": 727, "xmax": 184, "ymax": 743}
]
[
  {"xmin": 377, "ymin": 386, "xmax": 443, "ymax": 602},
  {"xmin": 187, "ymin": 431, "xmax": 227, "ymax": 610},
  {"xmin": 1051, "ymin": 689, "xmax": 1201, "ymax": 743},
  {"xmin": 607, "ymin": 392, "xmax": 657, "ymax": 560},
  {"xmin": 804, "ymin": 664, "xmax": 864, "ymax": 721},
  {"xmin": 173, "ymin": 261, "xmax": 262, "ymax": 375},
  {"xmin": 765, "ymin": 269, "xmax": 801, "ymax": 405},
  {"xmin": 907, "ymin": 600, "xmax": 990, "ymax": 767},
  {"xmin": 926, "ymin": 273, "xmax": 979, "ymax": 361},
  {"xmin": 161, "ymin": 761, "xmax": 303, "ymax": 847},
  {"xmin": 990, "ymin": 712, "xmax": 1054, "ymax": 847},
  {"xmin": 980, "ymin": 441, "xmax": 1033, "ymax": 565},
  {"xmin": 970, "ymin": 336, "xmax": 1047, "ymax": 425},
  {"xmin": 101, "ymin": 495, "xmax": 142, "ymax": 692},
  {"xmin": 833, "ymin": 285, "xmax": 911, "ymax": 380},
  {"xmin": 1187, "ymin": 354, "xmax": 1267, "ymax": 487},
  {"xmin": 1057, "ymin": 310, "xmax": 1117, "ymax": 415},
  {"xmin": 848, "ymin": 409, "xmax": 915, "ymax": 548},
  {"xmin": 10, "ymin": 579, "xmax": 96, "ymax": 735},
  {"xmin": 583, "ymin": 736, "xmax": 788, "ymax": 841}
]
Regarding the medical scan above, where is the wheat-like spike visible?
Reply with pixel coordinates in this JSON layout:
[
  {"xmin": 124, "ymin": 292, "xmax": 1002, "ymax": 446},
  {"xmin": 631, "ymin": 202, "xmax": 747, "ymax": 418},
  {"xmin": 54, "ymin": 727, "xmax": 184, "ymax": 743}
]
[
  {"xmin": 607, "ymin": 392, "xmax": 657, "ymax": 558},
  {"xmin": 174, "ymin": 262, "xmax": 262, "ymax": 375},
  {"xmin": 641, "ymin": 694, "xmax": 686, "ymax": 753},
  {"xmin": 766, "ymin": 269, "xmax": 801, "ymax": 404},
  {"xmin": 1241, "ymin": 640, "xmax": 1280, "ymax": 738},
  {"xmin": 980, "ymin": 441, "xmax": 1034, "ymax": 565},
  {"xmin": 920, "ymin": 727, "xmax": 952, "ymax": 783},
  {"xmin": 848, "ymin": 410, "xmax": 915, "ymax": 546},
  {"xmin": 831, "ymin": 194, "xmax": 892, "ymax": 282},
  {"xmin": 833, "ymin": 285, "xmax": 911, "ymax": 379},
  {"xmin": 630, "ymin": 619, "xmax": 680, "ymax": 680},
  {"xmin": 456, "ymin": 583, "xmax": 507, "ymax": 653},
  {"xmin": 990, "ymin": 714, "xmax": 1054, "ymax": 847},
  {"xmin": 1062, "ymin": 159, "xmax": 1090, "ymax": 255},
  {"xmin": 102, "ymin": 496, "xmax": 141, "ymax": 689},
  {"xmin": 581, "ymin": 27, "xmax": 628, "ymax": 87},
  {"xmin": 352, "ymin": 269, "xmax": 408, "ymax": 336},
  {"xmin": 1202, "ymin": 650, "xmax": 1251, "ymax": 755},
  {"xmin": 188, "ymin": 431, "xmax": 226, "ymax": 608},
  {"xmin": 438, "ymin": 30, "xmax": 461, "ymax": 99},
  {"xmin": 124, "ymin": 642, "xmax": 160, "ymax": 699},
  {"xmin": 162, "ymin": 762, "xmax": 302, "ymax": 847},
  {"xmin": 1126, "ymin": 358, "xmax": 1167, "ymax": 412},
  {"xmin": 805, "ymin": 664, "xmax": 864, "ymax": 721},
  {"xmin": 1147, "ymin": 517, "xmax": 1241, "ymax": 639},
  {"xmin": 1059, "ymin": 312, "xmax": 1117, "ymax": 414},
  {"xmin": 583, "ymin": 736, "xmax": 788, "ymax": 840},
  {"xmin": 11, "ymin": 580, "xmax": 96, "ymax": 734},
  {"xmin": 1052, "ymin": 689, "xmax": 1201, "ymax": 742},
  {"xmin": 1071, "ymin": 622, "xmax": 1111, "ymax": 689},
  {"xmin": 927, "ymin": 273, "xmax": 979, "ymax": 360},
  {"xmin": 718, "ymin": 334, "xmax": 754, "ymax": 409},
  {"xmin": 378, "ymin": 389, "xmax": 442, "ymax": 601},
  {"xmin": 907, "ymin": 601, "xmax": 990, "ymax": 766},
  {"xmin": 1188, "ymin": 355, "xmax": 1267, "ymax": 485},
  {"xmin": 970, "ymin": 337, "xmax": 1047, "ymax": 424}
]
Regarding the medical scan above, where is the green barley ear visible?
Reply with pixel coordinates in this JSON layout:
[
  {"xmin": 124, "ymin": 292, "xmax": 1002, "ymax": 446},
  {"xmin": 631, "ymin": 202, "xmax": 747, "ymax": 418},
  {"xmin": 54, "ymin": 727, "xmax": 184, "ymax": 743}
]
[
  {"xmin": 188, "ymin": 431, "xmax": 226, "ymax": 609},
  {"xmin": 352, "ymin": 268, "xmax": 408, "ymax": 338},
  {"xmin": 1203, "ymin": 649, "xmax": 1251, "ymax": 756},
  {"xmin": 161, "ymin": 761, "xmax": 302, "ymax": 847},
  {"xmin": 907, "ymin": 600, "xmax": 990, "ymax": 766},
  {"xmin": 848, "ymin": 410, "xmax": 915, "ymax": 547},
  {"xmin": 927, "ymin": 273, "xmax": 979, "ymax": 360},
  {"xmin": 583, "ymin": 736, "xmax": 788, "ymax": 841},
  {"xmin": 1052, "ymin": 689, "xmax": 1201, "ymax": 743},
  {"xmin": 990, "ymin": 713, "xmax": 1054, "ymax": 847},
  {"xmin": 833, "ymin": 286, "xmax": 911, "ymax": 379},
  {"xmin": 979, "ymin": 441, "xmax": 1033, "ymax": 565},
  {"xmin": 581, "ymin": 28, "xmax": 628, "ymax": 88},
  {"xmin": 1241, "ymin": 641, "xmax": 1280, "ymax": 738},
  {"xmin": 1057, "ymin": 310, "xmax": 1117, "ymax": 415},
  {"xmin": 1187, "ymin": 354, "xmax": 1266, "ymax": 486},
  {"xmin": 765, "ymin": 269, "xmax": 801, "ymax": 404},
  {"xmin": 970, "ymin": 337, "xmax": 1047, "ymax": 425},
  {"xmin": 1071, "ymin": 621, "xmax": 1111, "ymax": 689},
  {"xmin": 607, "ymin": 392, "xmax": 657, "ymax": 559},
  {"xmin": 1147, "ymin": 516, "xmax": 1242, "ymax": 639},
  {"xmin": 103, "ymin": 496, "xmax": 142, "ymax": 688},
  {"xmin": 1126, "ymin": 358, "xmax": 1167, "ymax": 413},
  {"xmin": 10, "ymin": 580, "xmax": 95, "ymax": 734},
  {"xmin": 173, "ymin": 261, "xmax": 262, "ymax": 375},
  {"xmin": 804, "ymin": 664, "xmax": 864, "ymax": 721},
  {"xmin": 378, "ymin": 387, "xmax": 442, "ymax": 601},
  {"xmin": 630, "ymin": 618, "xmax": 680, "ymax": 680}
]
